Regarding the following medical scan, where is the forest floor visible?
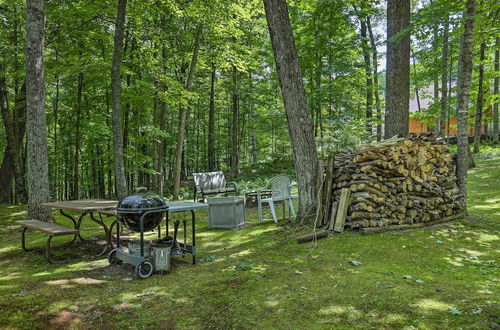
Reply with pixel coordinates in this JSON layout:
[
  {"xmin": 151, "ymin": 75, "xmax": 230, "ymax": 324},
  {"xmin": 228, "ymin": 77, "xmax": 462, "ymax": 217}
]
[{"xmin": 0, "ymin": 149, "xmax": 499, "ymax": 329}]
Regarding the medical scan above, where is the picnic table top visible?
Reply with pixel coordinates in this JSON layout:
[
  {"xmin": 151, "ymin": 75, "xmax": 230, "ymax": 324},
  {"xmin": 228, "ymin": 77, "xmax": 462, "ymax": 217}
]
[
  {"xmin": 40, "ymin": 199, "xmax": 118, "ymax": 212},
  {"xmin": 166, "ymin": 201, "xmax": 208, "ymax": 213}
]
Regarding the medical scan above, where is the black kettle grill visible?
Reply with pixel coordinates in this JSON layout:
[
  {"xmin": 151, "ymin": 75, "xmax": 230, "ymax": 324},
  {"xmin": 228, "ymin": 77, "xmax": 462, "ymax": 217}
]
[{"xmin": 108, "ymin": 193, "xmax": 168, "ymax": 279}]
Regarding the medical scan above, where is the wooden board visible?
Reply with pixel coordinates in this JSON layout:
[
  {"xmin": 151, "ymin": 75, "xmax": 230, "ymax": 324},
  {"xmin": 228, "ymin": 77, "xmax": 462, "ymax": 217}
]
[
  {"xmin": 16, "ymin": 220, "xmax": 78, "ymax": 236},
  {"xmin": 334, "ymin": 188, "xmax": 351, "ymax": 233},
  {"xmin": 328, "ymin": 201, "xmax": 339, "ymax": 231}
]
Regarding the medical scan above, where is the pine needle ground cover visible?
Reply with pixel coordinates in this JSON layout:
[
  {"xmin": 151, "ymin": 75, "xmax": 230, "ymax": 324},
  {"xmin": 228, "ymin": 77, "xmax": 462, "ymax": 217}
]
[{"xmin": 0, "ymin": 155, "xmax": 498, "ymax": 329}]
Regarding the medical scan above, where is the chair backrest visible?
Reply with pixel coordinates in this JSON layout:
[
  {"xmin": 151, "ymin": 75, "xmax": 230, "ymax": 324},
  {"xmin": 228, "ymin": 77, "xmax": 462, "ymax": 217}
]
[
  {"xmin": 267, "ymin": 175, "xmax": 292, "ymax": 198},
  {"xmin": 193, "ymin": 171, "xmax": 226, "ymax": 192}
]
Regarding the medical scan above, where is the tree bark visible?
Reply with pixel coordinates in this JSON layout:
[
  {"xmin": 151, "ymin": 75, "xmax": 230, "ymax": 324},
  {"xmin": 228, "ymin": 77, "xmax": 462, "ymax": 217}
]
[
  {"xmin": 473, "ymin": 42, "xmax": 486, "ymax": 153},
  {"xmin": 26, "ymin": 0, "xmax": 52, "ymax": 220},
  {"xmin": 111, "ymin": 0, "xmax": 128, "ymax": 199},
  {"xmin": 456, "ymin": 0, "xmax": 476, "ymax": 210},
  {"xmin": 439, "ymin": 18, "xmax": 449, "ymax": 137},
  {"xmin": 494, "ymin": 36, "xmax": 499, "ymax": 144},
  {"xmin": 384, "ymin": 0, "xmax": 410, "ymax": 138},
  {"xmin": 263, "ymin": 0, "xmax": 319, "ymax": 218},
  {"xmin": 366, "ymin": 16, "xmax": 382, "ymax": 141},
  {"xmin": 208, "ymin": 66, "xmax": 216, "ymax": 172},
  {"xmin": 172, "ymin": 27, "xmax": 202, "ymax": 200}
]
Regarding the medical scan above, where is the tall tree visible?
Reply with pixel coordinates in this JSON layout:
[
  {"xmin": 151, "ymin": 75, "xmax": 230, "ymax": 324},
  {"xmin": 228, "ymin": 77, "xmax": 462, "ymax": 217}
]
[
  {"xmin": 111, "ymin": 0, "xmax": 128, "ymax": 199},
  {"xmin": 494, "ymin": 36, "xmax": 499, "ymax": 144},
  {"xmin": 358, "ymin": 14, "xmax": 373, "ymax": 134},
  {"xmin": 207, "ymin": 66, "xmax": 216, "ymax": 172},
  {"xmin": 439, "ymin": 17, "xmax": 449, "ymax": 137},
  {"xmin": 230, "ymin": 65, "xmax": 240, "ymax": 177},
  {"xmin": 456, "ymin": 0, "xmax": 475, "ymax": 210},
  {"xmin": 366, "ymin": 16, "xmax": 382, "ymax": 141},
  {"xmin": 172, "ymin": 27, "xmax": 202, "ymax": 200},
  {"xmin": 25, "ymin": 0, "xmax": 52, "ymax": 220},
  {"xmin": 0, "ymin": 68, "xmax": 27, "ymax": 203},
  {"xmin": 263, "ymin": 0, "xmax": 319, "ymax": 218},
  {"xmin": 384, "ymin": 0, "xmax": 410, "ymax": 138},
  {"xmin": 473, "ymin": 41, "xmax": 486, "ymax": 153}
]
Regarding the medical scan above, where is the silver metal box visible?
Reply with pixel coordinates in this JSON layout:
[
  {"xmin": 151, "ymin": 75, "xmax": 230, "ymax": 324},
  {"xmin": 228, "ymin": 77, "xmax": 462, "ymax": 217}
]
[{"xmin": 207, "ymin": 197, "xmax": 246, "ymax": 229}]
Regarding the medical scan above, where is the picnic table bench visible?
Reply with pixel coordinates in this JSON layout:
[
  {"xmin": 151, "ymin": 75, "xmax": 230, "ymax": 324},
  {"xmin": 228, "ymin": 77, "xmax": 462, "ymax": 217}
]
[{"xmin": 16, "ymin": 220, "xmax": 78, "ymax": 264}]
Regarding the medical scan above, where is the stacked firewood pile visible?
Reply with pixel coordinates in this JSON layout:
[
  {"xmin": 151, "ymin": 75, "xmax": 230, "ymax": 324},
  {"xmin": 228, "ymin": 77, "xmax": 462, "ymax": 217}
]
[{"xmin": 317, "ymin": 135, "xmax": 464, "ymax": 232}]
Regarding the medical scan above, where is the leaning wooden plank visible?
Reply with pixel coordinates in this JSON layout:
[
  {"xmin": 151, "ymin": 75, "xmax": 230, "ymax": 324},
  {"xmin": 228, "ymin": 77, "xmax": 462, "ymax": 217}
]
[
  {"xmin": 327, "ymin": 201, "xmax": 339, "ymax": 231},
  {"xmin": 360, "ymin": 223, "xmax": 424, "ymax": 235},
  {"xmin": 334, "ymin": 188, "xmax": 351, "ymax": 233},
  {"xmin": 296, "ymin": 230, "xmax": 330, "ymax": 243},
  {"xmin": 322, "ymin": 156, "xmax": 335, "ymax": 225},
  {"xmin": 424, "ymin": 212, "xmax": 465, "ymax": 227}
]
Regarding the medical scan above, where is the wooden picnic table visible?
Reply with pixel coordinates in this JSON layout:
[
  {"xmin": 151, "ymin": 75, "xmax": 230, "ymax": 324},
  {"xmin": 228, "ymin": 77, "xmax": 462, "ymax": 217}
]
[{"xmin": 41, "ymin": 199, "xmax": 118, "ymax": 255}]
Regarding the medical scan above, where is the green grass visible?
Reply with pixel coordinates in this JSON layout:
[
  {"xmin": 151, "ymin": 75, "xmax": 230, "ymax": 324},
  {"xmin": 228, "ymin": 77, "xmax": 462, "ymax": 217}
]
[{"xmin": 0, "ymin": 154, "xmax": 499, "ymax": 329}]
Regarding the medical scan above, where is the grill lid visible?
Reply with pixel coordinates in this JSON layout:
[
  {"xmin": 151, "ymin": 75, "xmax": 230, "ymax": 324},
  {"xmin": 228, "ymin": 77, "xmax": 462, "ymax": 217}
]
[
  {"xmin": 117, "ymin": 193, "xmax": 167, "ymax": 211},
  {"xmin": 117, "ymin": 193, "xmax": 168, "ymax": 232}
]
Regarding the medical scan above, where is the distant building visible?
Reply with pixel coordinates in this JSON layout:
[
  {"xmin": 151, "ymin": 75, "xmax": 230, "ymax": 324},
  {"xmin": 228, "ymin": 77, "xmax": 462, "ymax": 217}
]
[{"xmin": 408, "ymin": 82, "xmax": 487, "ymax": 136}]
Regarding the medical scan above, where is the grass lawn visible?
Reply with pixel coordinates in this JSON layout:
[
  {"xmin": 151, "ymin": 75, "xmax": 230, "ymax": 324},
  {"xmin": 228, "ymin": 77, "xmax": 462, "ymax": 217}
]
[{"xmin": 0, "ymin": 154, "xmax": 499, "ymax": 329}]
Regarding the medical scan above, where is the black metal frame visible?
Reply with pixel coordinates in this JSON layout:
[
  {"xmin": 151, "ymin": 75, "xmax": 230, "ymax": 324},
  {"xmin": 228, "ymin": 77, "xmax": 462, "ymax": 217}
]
[
  {"xmin": 20, "ymin": 219, "xmax": 77, "ymax": 264},
  {"xmin": 59, "ymin": 209, "xmax": 113, "ymax": 256},
  {"xmin": 165, "ymin": 210, "xmax": 197, "ymax": 264}
]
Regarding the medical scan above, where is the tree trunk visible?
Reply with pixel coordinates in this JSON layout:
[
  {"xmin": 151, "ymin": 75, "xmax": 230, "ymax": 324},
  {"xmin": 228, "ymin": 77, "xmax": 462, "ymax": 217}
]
[
  {"xmin": 230, "ymin": 65, "xmax": 239, "ymax": 177},
  {"xmin": 494, "ymin": 36, "xmax": 499, "ymax": 144},
  {"xmin": 366, "ymin": 16, "xmax": 382, "ymax": 141},
  {"xmin": 252, "ymin": 135, "xmax": 258, "ymax": 163},
  {"xmin": 360, "ymin": 16, "xmax": 373, "ymax": 134},
  {"xmin": 473, "ymin": 42, "xmax": 486, "ymax": 153},
  {"xmin": 263, "ymin": 0, "xmax": 319, "ymax": 218},
  {"xmin": 172, "ymin": 27, "xmax": 202, "ymax": 200},
  {"xmin": 384, "ymin": 0, "xmax": 410, "ymax": 138},
  {"xmin": 0, "ymin": 67, "xmax": 28, "ymax": 203},
  {"xmin": 72, "ymin": 71, "xmax": 83, "ymax": 199},
  {"xmin": 111, "ymin": 0, "xmax": 128, "ymax": 199},
  {"xmin": 411, "ymin": 49, "xmax": 422, "ymax": 112},
  {"xmin": 433, "ymin": 26, "xmax": 440, "ymax": 130},
  {"xmin": 26, "ymin": 0, "xmax": 52, "ymax": 220},
  {"xmin": 208, "ymin": 66, "xmax": 216, "ymax": 172},
  {"xmin": 456, "ymin": 0, "xmax": 475, "ymax": 210},
  {"xmin": 439, "ymin": 18, "xmax": 449, "ymax": 137}
]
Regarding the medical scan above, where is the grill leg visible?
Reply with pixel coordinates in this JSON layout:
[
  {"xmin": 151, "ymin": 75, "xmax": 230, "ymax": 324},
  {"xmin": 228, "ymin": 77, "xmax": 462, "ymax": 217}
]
[{"xmin": 191, "ymin": 210, "xmax": 196, "ymax": 265}]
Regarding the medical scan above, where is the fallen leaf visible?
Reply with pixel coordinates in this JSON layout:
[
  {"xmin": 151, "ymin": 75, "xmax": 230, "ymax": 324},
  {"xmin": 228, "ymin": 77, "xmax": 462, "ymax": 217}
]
[{"xmin": 448, "ymin": 307, "xmax": 462, "ymax": 315}]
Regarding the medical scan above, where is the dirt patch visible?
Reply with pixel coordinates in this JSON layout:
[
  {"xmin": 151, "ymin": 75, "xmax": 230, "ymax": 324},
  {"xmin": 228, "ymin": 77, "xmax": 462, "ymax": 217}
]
[{"xmin": 49, "ymin": 310, "xmax": 87, "ymax": 329}]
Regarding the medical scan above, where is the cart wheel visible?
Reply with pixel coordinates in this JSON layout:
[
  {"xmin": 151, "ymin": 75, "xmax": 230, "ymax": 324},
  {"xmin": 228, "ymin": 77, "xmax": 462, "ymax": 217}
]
[
  {"xmin": 135, "ymin": 261, "xmax": 154, "ymax": 279},
  {"xmin": 108, "ymin": 249, "xmax": 122, "ymax": 265}
]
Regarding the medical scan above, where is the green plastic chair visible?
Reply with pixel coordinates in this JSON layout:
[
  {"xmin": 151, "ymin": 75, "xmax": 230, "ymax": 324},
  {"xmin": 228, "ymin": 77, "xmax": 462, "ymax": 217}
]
[{"xmin": 257, "ymin": 175, "xmax": 296, "ymax": 224}]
